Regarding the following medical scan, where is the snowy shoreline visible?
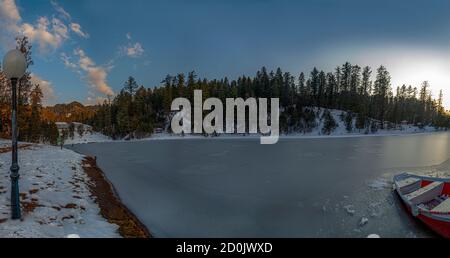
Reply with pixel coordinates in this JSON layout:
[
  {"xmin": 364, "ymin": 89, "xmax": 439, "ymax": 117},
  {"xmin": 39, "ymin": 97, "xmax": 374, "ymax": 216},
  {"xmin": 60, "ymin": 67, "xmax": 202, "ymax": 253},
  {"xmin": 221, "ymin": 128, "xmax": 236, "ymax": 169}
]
[
  {"xmin": 59, "ymin": 107, "xmax": 447, "ymax": 144},
  {"xmin": 0, "ymin": 141, "xmax": 149, "ymax": 238},
  {"xmin": 141, "ymin": 130, "xmax": 447, "ymax": 141},
  {"xmin": 67, "ymin": 129, "xmax": 447, "ymax": 145},
  {"xmin": 0, "ymin": 143, "xmax": 121, "ymax": 238}
]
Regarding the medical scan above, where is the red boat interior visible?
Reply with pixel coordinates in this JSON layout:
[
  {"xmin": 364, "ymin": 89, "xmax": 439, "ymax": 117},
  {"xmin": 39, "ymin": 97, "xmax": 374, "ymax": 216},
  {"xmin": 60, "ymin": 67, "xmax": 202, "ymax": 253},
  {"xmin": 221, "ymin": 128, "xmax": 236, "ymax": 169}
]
[
  {"xmin": 396, "ymin": 177, "xmax": 450, "ymax": 214},
  {"xmin": 419, "ymin": 180, "xmax": 450, "ymax": 212}
]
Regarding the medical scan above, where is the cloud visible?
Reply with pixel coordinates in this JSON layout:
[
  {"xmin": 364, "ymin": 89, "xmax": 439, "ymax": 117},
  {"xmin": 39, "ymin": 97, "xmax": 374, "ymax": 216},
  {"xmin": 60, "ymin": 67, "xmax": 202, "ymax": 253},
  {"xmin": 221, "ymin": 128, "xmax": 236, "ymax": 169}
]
[
  {"xmin": 52, "ymin": 18, "xmax": 69, "ymax": 39},
  {"xmin": 62, "ymin": 49, "xmax": 114, "ymax": 98},
  {"xmin": 51, "ymin": 0, "xmax": 71, "ymax": 20},
  {"xmin": 1, "ymin": 0, "xmax": 88, "ymax": 52},
  {"xmin": 30, "ymin": 73, "xmax": 57, "ymax": 106},
  {"xmin": 0, "ymin": 0, "xmax": 20, "ymax": 23},
  {"xmin": 86, "ymin": 94, "xmax": 109, "ymax": 105},
  {"xmin": 70, "ymin": 23, "xmax": 89, "ymax": 38},
  {"xmin": 72, "ymin": 48, "xmax": 114, "ymax": 97},
  {"xmin": 21, "ymin": 17, "xmax": 69, "ymax": 52},
  {"xmin": 0, "ymin": 1, "xmax": 68, "ymax": 51},
  {"xmin": 119, "ymin": 33, "xmax": 145, "ymax": 58},
  {"xmin": 60, "ymin": 52, "xmax": 78, "ymax": 70},
  {"xmin": 0, "ymin": 0, "xmax": 22, "ymax": 47},
  {"xmin": 124, "ymin": 42, "xmax": 144, "ymax": 58},
  {"xmin": 86, "ymin": 66, "xmax": 114, "ymax": 96}
]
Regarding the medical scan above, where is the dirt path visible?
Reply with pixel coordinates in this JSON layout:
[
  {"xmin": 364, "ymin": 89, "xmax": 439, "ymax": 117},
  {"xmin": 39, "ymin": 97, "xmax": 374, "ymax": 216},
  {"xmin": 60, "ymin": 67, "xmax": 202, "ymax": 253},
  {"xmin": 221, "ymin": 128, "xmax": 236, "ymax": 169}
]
[{"xmin": 82, "ymin": 156, "xmax": 151, "ymax": 238}]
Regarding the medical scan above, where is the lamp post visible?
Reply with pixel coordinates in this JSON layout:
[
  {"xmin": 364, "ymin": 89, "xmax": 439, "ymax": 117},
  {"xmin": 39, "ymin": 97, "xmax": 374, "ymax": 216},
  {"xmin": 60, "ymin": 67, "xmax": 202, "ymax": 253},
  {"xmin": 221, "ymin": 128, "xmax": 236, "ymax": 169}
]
[{"xmin": 2, "ymin": 49, "xmax": 26, "ymax": 220}]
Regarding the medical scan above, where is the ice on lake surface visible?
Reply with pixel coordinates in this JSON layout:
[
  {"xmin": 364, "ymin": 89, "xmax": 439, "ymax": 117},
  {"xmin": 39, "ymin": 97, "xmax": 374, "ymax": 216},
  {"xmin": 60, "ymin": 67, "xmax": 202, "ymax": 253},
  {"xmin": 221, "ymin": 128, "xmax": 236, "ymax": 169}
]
[{"xmin": 70, "ymin": 132, "xmax": 450, "ymax": 238}]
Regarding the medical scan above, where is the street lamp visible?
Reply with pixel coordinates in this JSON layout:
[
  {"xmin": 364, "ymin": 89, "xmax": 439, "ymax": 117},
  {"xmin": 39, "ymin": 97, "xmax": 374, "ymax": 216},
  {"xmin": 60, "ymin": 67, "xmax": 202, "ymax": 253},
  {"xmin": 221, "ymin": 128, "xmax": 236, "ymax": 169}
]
[{"xmin": 2, "ymin": 49, "xmax": 26, "ymax": 220}]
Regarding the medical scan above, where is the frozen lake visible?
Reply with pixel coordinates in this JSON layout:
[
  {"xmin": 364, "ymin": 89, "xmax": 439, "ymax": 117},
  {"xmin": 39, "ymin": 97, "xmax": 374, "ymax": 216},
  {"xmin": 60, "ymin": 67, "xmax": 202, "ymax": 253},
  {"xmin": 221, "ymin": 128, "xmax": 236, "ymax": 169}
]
[{"xmin": 69, "ymin": 132, "xmax": 450, "ymax": 237}]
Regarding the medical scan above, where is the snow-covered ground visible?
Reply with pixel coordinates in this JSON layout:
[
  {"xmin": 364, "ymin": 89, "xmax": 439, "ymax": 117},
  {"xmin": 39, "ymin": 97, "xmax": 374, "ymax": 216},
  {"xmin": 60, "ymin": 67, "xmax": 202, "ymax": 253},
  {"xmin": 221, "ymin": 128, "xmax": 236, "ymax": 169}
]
[
  {"xmin": 57, "ymin": 126, "xmax": 445, "ymax": 144},
  {"xmin": 64, "ymin": 131, "xmax": 111, "ymax": 145},
  {"xmin": 0, "ymin": 141, "xmax": 120, "ymax": 238}
]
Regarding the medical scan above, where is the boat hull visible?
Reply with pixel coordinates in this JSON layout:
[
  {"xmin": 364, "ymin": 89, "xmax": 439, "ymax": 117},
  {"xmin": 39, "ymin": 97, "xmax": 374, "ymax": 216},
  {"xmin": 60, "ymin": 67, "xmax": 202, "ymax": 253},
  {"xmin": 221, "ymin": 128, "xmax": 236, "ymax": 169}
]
[
  {"xmin": 417, "ymin": 214, "xmax": 450, "ymax": 238},
  {"xmin": 394, "ymin": 173, "xmax": 450, "ymax": 238}
]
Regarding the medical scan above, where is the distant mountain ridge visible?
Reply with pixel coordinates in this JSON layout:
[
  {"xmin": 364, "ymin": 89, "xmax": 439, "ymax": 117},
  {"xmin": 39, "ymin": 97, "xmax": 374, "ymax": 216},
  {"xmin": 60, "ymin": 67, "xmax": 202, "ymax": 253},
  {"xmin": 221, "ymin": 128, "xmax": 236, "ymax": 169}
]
[{"xmin": 43, "ymin": 101, "xmax": 98, "ymax": 123}]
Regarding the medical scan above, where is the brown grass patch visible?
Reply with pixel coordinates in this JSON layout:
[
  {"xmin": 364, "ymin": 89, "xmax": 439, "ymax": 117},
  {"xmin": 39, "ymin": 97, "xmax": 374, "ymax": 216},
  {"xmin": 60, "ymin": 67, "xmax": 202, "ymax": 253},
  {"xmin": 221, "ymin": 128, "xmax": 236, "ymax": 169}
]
[
  {"xmin": 64, "ymin": 203, "xmax": 78, "ymax": 209},
  {"xmin": 19, "ymin": 193, "xmax": 27, "ymax": 200},
  {"xmin": 82, "ymin": 156, "xmax": 151, "ymax": 238},
  {"xmin": 21, "ymin": 199, "xmax": 44, "ymax": 215},
  {"xmin": 0, "ymin": 144, "xmax": 33, "ymax": 154},
  {"xmin": 29, "ymin": 189, "xmax": 39, "ymax": 195}
]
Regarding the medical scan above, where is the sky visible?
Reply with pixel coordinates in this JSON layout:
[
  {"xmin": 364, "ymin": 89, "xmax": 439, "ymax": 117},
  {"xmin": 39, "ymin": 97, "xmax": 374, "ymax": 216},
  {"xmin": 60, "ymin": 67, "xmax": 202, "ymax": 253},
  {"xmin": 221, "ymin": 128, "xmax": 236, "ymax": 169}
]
[{"xmin": 1, "ymin": 0, "xmax": 450, "ymax": 108}]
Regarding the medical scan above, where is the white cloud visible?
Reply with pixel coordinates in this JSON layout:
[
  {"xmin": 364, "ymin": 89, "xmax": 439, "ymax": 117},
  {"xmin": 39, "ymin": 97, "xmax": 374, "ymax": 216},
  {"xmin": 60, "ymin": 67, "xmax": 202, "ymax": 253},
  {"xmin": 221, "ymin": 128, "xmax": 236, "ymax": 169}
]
[
  {"xmin": 1, "ymin": 0, "xmax": 88, "ymax": 52},
  {"xmin": 72, "ymin": 48, "xmax": 114, "ymax": 97},
  {"xmin": 0, "ymin": 0, "xmax": 22, "ymax": 47},
  {"xmin": 60, "ymin": 52, "xmax": 78, "ymax": 70},
  {"xmin": 51, "ymin": 0, "xmax": 71, "ymax": 20},
  {"xmin": 124, "ymin": 42, "xmax": 144, "ymax": 58},
  {"xmin": 86, "ymin": 94, "xmax": 109, "ymax": 105},
  {"xmin": 70, "ymin": 23, "xmax": 89, "ymax": 38},
  {"xmin": 21, "ymin": 17, "xmax": 69, "ymax": 52},
  {"xmin": 0, "ymin": 1, "xmax": 68, "ymax": 51},
  {"xmin": 0, "ymin": 0, "xmax": 20, "ymax": 23},
  {"xmin": 52, "ymin": 18, "xmax": 69, "ymax": 41},
  {"xmin": 30, "ymin": 73, "xmax": 57, "ymax": 106},
  {"xmin": 119, "ymin": 33, "xmax": 145, "ymax": 58},
  {"xmin": 86, "ymin": 66, "xmax": 114, "ymax": 96}
]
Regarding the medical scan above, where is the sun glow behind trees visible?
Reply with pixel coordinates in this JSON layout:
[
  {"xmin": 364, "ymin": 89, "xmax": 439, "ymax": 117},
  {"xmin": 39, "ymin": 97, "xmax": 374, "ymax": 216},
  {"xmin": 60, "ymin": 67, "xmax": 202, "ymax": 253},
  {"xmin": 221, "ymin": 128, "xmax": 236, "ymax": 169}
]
[
  {"xmin": 318, "ymin": 45, "xmax": 450, "ymax": 110},
  {"xmin": 391, "ymin": 63, "xmax": 450, "ymax": 110}
]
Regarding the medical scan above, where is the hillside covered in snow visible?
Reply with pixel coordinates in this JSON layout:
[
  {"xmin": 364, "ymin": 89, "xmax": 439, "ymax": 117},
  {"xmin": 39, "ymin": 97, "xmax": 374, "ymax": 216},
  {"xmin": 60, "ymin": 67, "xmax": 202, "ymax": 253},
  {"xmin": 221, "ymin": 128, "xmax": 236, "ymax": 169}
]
[
  {"xmin": 144, "ymin": 108, "xmax": 442, "ymax": 141},
  {"xmin": 55, "ymin": 122, "xmax": 112, "ymax": 145},
  {"xmin": 55, "ymin": 107, "xmax": 445, "ymax": 144},
  {"xmin": 281, "ymin": 108, "xmax": 439, "ymax": 137}
]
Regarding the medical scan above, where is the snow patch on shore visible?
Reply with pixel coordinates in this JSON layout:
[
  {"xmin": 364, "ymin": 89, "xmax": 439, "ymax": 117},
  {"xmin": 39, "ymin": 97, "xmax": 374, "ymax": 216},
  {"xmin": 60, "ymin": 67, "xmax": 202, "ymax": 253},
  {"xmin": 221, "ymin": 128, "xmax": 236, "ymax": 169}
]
[
  {"xmin": 0, "ymin": 144, "xmax": 120, "ymax": 238},
  {"xmin": 368, "ymin": 178, "xmax": 391, "ymax": 190},
  {"xmin": 64, "ymin": 131, "xmax": 111, "ymax": 145}
]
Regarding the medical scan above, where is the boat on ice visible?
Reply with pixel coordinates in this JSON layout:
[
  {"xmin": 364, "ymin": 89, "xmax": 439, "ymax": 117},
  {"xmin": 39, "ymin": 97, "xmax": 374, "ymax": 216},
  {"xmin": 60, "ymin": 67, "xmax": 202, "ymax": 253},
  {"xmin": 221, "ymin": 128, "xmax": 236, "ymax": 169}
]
[{"xmin": 393, "ymin": 173, "xmax": 450, "ymax": 237}]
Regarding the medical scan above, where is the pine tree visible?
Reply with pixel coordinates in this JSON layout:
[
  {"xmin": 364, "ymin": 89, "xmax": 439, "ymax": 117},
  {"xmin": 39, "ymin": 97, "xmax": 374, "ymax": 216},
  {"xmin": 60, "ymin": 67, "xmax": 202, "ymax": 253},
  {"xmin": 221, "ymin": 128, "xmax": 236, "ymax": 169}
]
[
  {"xmin": 344, "ymin": 112, "xmax": 353, "ymax": 132},
  {"xmin": 187, "ymin": 71, "xmax": 197, "ymax": 102},
  {"xmin": 361, "ymin": 66, "xmax": 372, "ymax": 96},
  {"xmin": 318, "ymin": 71, "xmax": 326, "ymax": 107},
  {"xmin": 16, "ymin": 36, "xmax": 33, "ymax": 105},
  {"xmin": 28, "ymin": 85, "xmax": 43, "ymax": 142},
  {"xmin": 373, "ymin": 66, "xmax": 391, "ymax": 127},
  {"xmin": 69, "ymin": 122, "xmax": 75, "ymax": 139},
  {"xmin": 298, "ymin": 72, "xmax": 306, "ymax": 102},
  {"xmin": 309, "ymin": 68, "xmax": 320, "ymax": 106},
  {"xmin": 124, "ymin": 76, "xmax": 139, "ymax": 95},
  {"xmin": 437, "ymin": 89, "xmax": 444, "ymax": 115},
  {"xmin": 322, "ymin": 110, "xmax": 337, "ymax": 135},
  {"xmin": 77, "ymin": 124, "xmax": 85, "ymax": 137},
  {"xmin": 325, "ymin": 72, "xmax": 336, "ymax": 107},
  {"xmin": 162, "ymin": 75, "xmax": 173, "ymax": 112}
]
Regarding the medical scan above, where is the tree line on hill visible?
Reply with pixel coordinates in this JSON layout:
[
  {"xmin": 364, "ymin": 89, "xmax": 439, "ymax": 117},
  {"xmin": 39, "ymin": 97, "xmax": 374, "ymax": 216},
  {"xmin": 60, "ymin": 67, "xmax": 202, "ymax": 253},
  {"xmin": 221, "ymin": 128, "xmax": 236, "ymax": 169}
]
[
  {"xmin": 90, "ymin": 64, "xmax": 450, "ymax": 139},
  {"xmin": 1, "ymin": 37, "xmax": 449, "ymax": 143}
]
